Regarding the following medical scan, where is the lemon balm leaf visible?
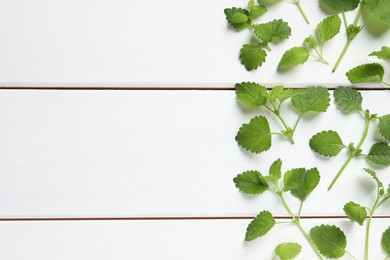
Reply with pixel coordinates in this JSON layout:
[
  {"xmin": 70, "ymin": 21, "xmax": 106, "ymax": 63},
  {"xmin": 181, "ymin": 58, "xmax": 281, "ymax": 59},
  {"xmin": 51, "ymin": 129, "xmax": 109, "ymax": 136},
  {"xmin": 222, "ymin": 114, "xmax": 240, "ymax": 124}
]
[
  {"xmin": 236, "ymin": 116, "xmax": 271, "ymax": 154},
  {"xmin": 240, "ymin": 44, "xmax": 267, "ymax": 71},
  {"xmin": 365, "ymin": 0, "xmax": 390, "ymax": 26},
  {"xmin": 245, "ymin": 211, "xmax": 275, "ymax": 241},
  {"xmin": 291, "ymin": 87, "xmax": 330, "ymax": 114},
  {"xmin": 346, "ymin": 63, "xmax": 385, "ymax": 84},
  {"xmin": 234, "ymin": 171, "xmax": 268, "ymax": 194},
  {"xmin": 370, "ymin": 46, "xmax": 390, "ymax": 61},
  {"xmin": 275, "ymin": 242, "xmax": 302, "ymax": 260},
  {"xmin": 333, "ymin": 87, "xmax": 363, "ymax": 112},
  {"xmin": 235, "ymin": 82, "xmax": 268, "ymax": 107},
  {"xmin": 224, "ymin": 8, "xmax": 251, "ymax": 31},
  {"xmin": 309, "ymin": 130, "xmax": 346, "ymax": 157},
  {"xmin": 343, "ymin": 201, "xmax": 367, "ymax": 225},
  {"xmin": 278, "ymin": 47, "xmax": 309, "ymax": 71},
  {"xmin": 319, "ymin": 0, "xmax": 359, "ymax": 13},
  {"xmin": 366, "ymin": 143, "xmax": 390, "ymax": 166},
  {"xmin": 316, "ymin": 15, "xmax": 341, "ymax": 44},
  {"xmin": 310, "ymin": 225, "xmax": 347, "ymax": 258}
]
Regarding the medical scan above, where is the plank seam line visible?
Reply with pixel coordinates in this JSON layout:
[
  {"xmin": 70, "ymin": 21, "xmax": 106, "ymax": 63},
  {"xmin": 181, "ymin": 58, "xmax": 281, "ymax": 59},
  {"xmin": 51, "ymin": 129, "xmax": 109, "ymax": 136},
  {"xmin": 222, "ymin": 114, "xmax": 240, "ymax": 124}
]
[
  {"xmin": 0, "ymin": 216, "xmax": 389, "ymax": 222},
  {"xmin": 0, "ymin": 87, "xmax": 388, "ymax": 91}
]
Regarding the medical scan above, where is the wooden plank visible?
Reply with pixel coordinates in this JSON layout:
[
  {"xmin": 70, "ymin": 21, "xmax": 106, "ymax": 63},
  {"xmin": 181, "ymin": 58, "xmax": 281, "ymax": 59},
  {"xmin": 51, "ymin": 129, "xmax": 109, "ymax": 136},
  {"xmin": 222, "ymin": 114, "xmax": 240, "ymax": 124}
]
[
  {"xmin": 0, "ymin": 0, "xmax": 388, "ymax": 87},
  {"xmin": 0, "ymin": 90, "xmax": 389, "ymax": 217},
  {"xmin": 0, "ymin": 219, "xmax": 389, "ymax": 259}
]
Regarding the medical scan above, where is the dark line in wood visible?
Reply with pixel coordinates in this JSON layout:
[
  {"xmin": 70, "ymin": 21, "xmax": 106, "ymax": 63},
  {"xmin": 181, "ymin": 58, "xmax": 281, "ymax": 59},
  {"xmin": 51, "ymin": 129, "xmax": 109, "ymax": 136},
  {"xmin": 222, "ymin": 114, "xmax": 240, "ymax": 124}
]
[
  {"xmin": 0, "ymin": 216, "xmax": 389, "ymax": 222},
  {"xmin": 0, "ymin": 87, "xmax": 388, "ymax": 91}
]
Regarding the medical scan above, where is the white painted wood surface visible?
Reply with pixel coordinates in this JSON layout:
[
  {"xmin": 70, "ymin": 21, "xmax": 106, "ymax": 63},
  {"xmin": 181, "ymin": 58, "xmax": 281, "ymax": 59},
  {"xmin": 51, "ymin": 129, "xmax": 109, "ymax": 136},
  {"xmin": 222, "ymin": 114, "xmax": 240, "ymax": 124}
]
[
  {"xmin": 0, "ymin": 219, "xmax": 389, "ymax": 259},
  {"xmin": 0, "ymin": 0, "xmax": 389, "ymax": 87},
  {"xmin": 0, "ymin": 90, "xmax": 389, "ymax": 218}
]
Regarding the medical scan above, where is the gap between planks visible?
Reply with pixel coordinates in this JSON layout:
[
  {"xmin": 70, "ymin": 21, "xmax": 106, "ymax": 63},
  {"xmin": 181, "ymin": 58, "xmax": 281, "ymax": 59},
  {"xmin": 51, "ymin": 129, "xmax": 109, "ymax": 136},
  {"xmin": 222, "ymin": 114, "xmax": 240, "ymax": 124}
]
[{"xmin": 0, "ymin": 216, "xmax": 389, "ymax": 222}]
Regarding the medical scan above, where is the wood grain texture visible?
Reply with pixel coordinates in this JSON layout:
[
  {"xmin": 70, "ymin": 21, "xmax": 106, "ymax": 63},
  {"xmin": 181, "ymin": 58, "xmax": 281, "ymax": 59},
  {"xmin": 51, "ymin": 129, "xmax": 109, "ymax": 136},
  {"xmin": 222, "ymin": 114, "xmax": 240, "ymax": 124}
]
[
  {"xmin": 0, "ymin": 219, "xmax": 389, "ymax": 259},
  {"xmin": 0, "ymin": 0, "xmax": 388, "ymax": 87},
  {"xmin": 0, "ymin": 90, "xmax": 389, "ymax": 218}
]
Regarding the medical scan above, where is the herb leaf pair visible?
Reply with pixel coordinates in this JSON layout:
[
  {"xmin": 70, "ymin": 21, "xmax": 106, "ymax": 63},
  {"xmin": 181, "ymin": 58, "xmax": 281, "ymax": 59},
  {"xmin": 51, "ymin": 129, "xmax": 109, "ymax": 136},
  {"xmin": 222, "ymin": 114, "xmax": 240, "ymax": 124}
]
[
  {"xmin": 342, "ymin": 169, "xmax": 390, "ymax": 259},
  {"xmin": 224, "ymin": 1, "xmax": 291, "ymax": 70},
  {"xmin": 236, "ymin": 83, "xmax": 330, "ymax": 152},
  {"xmin": 309, "ymin": 87, "xmax": 390, "ymax": 190},
  {"xmin": 319, "ymin": 0, "xmax": 390, "ymax": 72},
  {"xmin": 234, "ymin": 159, "xmax": 354, "ymax": 259},
  {"xmin": 346, "ymin": 46, "xmax": 390, "ymax": 87},
  {"xmin": 278, "ymin": 15, "xmax": 341, "ymax": 70}
]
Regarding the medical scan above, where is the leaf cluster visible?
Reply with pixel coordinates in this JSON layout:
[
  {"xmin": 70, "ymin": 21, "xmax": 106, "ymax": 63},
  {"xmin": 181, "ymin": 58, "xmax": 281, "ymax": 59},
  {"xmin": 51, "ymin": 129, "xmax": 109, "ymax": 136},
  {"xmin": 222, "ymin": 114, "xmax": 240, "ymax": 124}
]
[
  {"xmin": 224, "ymin": 0, "xmax": 291, "ymax": 70},
  {"xmin": 236, "ymin": 83, "xmax": 330, "ymax": 153},
  {"xmin": 346, "ymin": 46, "xmax": 390, "ymax": 87},
  {"xmin": 310, "ymin": 87, "xmax": 390, "ymax": 189},
  {"xmin": 342, "ymin": 169, "xmax": 390, "ymax": 258},
  {"xmin": 319, "ymin": 0, "xmax": 390, "ymax": 72},
  {"xmin": 278, "ymin": 15, "xmax": 341, "ymax": 70}
]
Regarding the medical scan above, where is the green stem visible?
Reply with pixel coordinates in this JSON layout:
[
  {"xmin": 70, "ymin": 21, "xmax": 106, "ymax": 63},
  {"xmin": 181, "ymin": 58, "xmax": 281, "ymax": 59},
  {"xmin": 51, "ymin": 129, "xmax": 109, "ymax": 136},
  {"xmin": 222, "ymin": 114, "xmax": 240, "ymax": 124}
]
[
  {"xmin": 273, "ymin": 110, "xmax": 295, "ymax": 144},
  {"xmin": 332, "ymin": 39, "xmax": 352, "ymax": 73},
  {"xmin": 365, "ymin": 196, "xmax": 381, "ymax": 260},
  {"xmin": 294, "ymin": 1, "xmax": 310, "ymax": 24},
  {"xmin": 345, "ymin": 250, "xmax": 358, "ymax": 260},
  {"xmin": 279, "ymin": 193, "xmax": 324, "ymax": 260},
  {"xmin": 313, "ymin": 48, "xmax": 329, "ymax": 65},
  {"xmin": 382, "ymin": 81, "xmax": 390, "ymax": 87},
  {"xmin": 328, "ymin": 117, "xmax": 371, "ymax": 190},
  {"xmin": 342, "ymin": 12, "xmax": 349, "ymax": 31}
]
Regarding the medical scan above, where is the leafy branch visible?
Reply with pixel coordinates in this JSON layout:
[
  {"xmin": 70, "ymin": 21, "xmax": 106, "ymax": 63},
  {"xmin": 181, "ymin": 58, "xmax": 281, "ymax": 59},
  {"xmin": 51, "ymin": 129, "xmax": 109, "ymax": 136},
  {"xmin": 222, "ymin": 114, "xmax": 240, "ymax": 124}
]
[
  {"xmin": 346, "ymin": 46, "xmax": 390, "ymax": 87},
  {"xmin": 278, "ymin": 15, "xmax": 341, "ymax": 70},
  {"xmin": 234, "ymin": 159, "xmax": 355, "ymax": 259},
  {"xmin": 309, "ymin": 87, "xmax": 390, "ymax": 190},
  {"xmin": 319, "ymin": 0, "xmax": 390, "ymax": 72},
  {"xmin": 224, "ymin": 0, "xmax": 292, "ymax": 70},
  {"xmin": 343, "ymin": 168, "xmax": 390, "ymax": 260},
  {"xmin": 235, "ymin": 83, "xmax": 330, "ymax": 153}
]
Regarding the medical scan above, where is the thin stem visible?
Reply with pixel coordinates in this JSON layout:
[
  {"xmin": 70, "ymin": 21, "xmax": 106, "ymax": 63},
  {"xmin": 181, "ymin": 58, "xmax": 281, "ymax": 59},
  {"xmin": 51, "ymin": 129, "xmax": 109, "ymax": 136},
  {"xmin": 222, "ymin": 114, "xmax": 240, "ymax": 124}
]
[
  {"xmin": 294, "ymin": 1, "xmax": 310, "ymax": 24},
  {"xmin": 328, "ymin": 117, "xmax": 371, "ymax": 190},
  {"xmin": 332, "ymin": 39, "xmax": 352, "ymax": 72},
  {"xmin": 328, "ymin": 155, "xmax": 353, "ymax": 191},
  {"xmin": 382, "ymin": 81, "xmax": 390, "ymax": 87},
  {"xmin": 345, "ymin": 250, "xmax": 358, "ymax": 260},
  {"xmin": 365, "ymin": 196, "xmax": 381, "ymax": 260},
  {"xmin": 278, "ymin": 193, "xmax": 324, "ymax": 260},
  {"xmin": 292, "ymin": 114, "xmax": 303, "ymax": 132},
  {"xmin": 342, "ymin": 12, "xmax": 349, "ymax": 31},
  {"xmin": 297, "ymin": 201, "xmax": 304, "ymax": 220},
  {"xmin": 353, "ymin": 2, "xmax": 365, "ymax": 27},
  {"xmin": 313, "ymin": 48, "xmax": 330, "ymax": 65}
]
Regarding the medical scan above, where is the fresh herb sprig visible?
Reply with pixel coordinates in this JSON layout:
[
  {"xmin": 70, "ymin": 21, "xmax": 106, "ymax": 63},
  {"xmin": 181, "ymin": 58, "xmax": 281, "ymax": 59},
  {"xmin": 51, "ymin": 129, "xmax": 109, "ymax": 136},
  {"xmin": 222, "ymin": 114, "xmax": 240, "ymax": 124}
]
[
  {"xmin": 234, "ymin": 159, "xmax": 354, "ymax": 259},
  {"xmin": 235, "ymin": 83, "xmax": 330, "ymax": 153},
  {"xmin": 224, "ymin": 0, "xmax": 292, "ymax": 70},
  {"xmin": 309, "ymin": 87, "xmax": 390, "ymax": 190},
  {"xmin": 343, "ymin": 168, "xmax": 390, "ymax": 260},
  {"xmin": 278, "ymin": 15, "xmax": 341, "ymax": 70},
  {"xmin": 319, "ymin": 0, "xmax": 390, "ymax": 72},
  {"xmin": 346, "ymin": 46, "xmax": 390, "ymax": 87}
]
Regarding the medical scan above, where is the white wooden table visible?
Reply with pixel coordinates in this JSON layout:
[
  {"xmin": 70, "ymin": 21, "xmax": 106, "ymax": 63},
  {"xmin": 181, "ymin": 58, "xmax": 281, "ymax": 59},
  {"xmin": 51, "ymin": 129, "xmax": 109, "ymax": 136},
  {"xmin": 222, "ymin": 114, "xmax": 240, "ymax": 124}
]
[{"xmin": 0, "ymin": 0, "xmax": 389, "ymax": 259}]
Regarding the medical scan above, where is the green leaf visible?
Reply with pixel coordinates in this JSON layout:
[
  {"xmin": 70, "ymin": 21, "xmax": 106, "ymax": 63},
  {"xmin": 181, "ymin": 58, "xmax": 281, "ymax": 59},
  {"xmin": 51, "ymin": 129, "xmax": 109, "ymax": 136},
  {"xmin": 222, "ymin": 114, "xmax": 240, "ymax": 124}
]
[
  {"xmin": 370, "ymin": 46, "xmax": 390, "ymax": 61},
  {"xmin": 269, "ymin": 85, "xmax": 284, "ymax": 105},
  {"xmin": 233, "ymin": 170, "xmax": 268, "ymax": 194},
  {"xmin": 379, "ymin": 114, "xmax": 390, "ymax": 141},
  {"xmin": 245, "ymin": 211, "xmax": 275, "ymax": 241},
  {"xmin": 247, "ymin": 0, "xmax": 267, "ymax": 20},
  {"xmin": 319, "ymin": 0, "xmax": 359, "ymax": 13},
  {"xmin": 240, "ymin": 44, "xmax": 267, "ymax": 70},
  {"xmin": 347, "ymin": 25, "xmax": 362, "ymax": 41},
  {"xmin": 304, "ymin": 35, "xmax": 318, "ymax": 49},
  {"xmin": 346, "ymin": 63, "xmax": 385, "ymax": 84},
  {"xmin": 235, "ymin": 82, "xmax": 268, "ymax": 107},
  {"xmin": 283, "ymin": 168, "xmax": 306, "ymax": 191},
  {"xmin": 275, "ymin": 242, "xmax": 302, "ymax": 260},
  {"xmin": 316, "ymin": 15, "xmax": 341, "ymax": 44},
  {"xmin": 363, "ymin": 168, "xmax": 384, "ymax": 190},
  {"xmin": 266, "ymin": 158, "xmax": 282, "ymax": 184},
  {"xmin": 382, "ymin": 226, "xmax": 390, "ymax": 256},
  {"xmin": 343, "ymin": 201, "xmax": 367, "ymax": 225},
  {"xmin": 253, "ymin": 19, "xmax": 291, "ymax": 43},
  {"xmin": 309, "ymin": 130, "xmax": 345, "ymax": 157},
  {"xmin": 236, "ymin": 116, "xmax": 271, "ymax": 154},
  {"xmin": 224, "ymin": 8, "xmax": 250, "ymax": 30},
  {"xmin": 291, "ymin": 87, "xmax": 330, "ymax": 114},
  {"xmin": 290, "ymin": 168, "xmax": 320, "ymax": 201},
  {"xmin": 310, "ymin": 225, "xmax": 347, "ymax": 258},
  {"xmin": 278, "ymin": 47, "xmax": 309, "ymax": 71},
  {"xmin": 366, "ymin": 143, "xmax": 390, "ymax": 165},
  {"xmin": 365, "ymin": 0, "xmax": 390, "ymax": 26},
  {"xmin": 333, "ymin": 86, "xmax": 363, "ymax": 112}
]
